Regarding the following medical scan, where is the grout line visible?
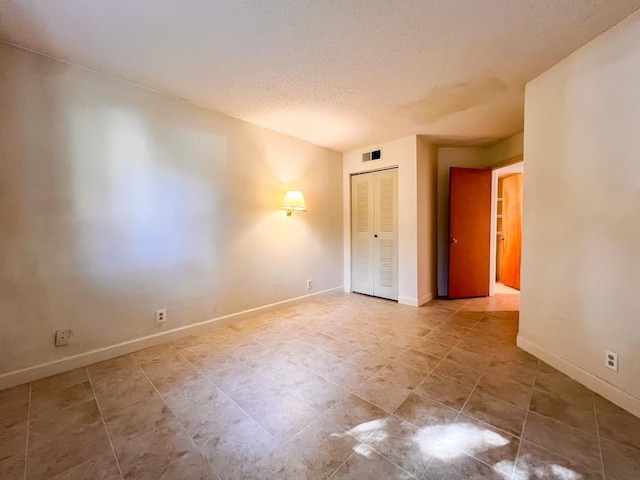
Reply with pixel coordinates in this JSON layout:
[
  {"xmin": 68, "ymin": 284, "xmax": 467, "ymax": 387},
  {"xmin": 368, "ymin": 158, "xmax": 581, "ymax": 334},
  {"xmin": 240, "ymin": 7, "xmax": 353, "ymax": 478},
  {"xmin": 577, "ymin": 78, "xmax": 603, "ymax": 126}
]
[
  {"xmin": 326, "ymin": 451, "xmax": 355, "ymax": 480},
  {"xmin": 510, "ymin": 357, "xmax": 539, "ymax": 479},
  {"xmin": 131, "ymin": 354, "xmax": 222, "ymax": 479},
  {"xmin": 592, "ymin": 394, "xmax": 606, "ymax": 479},
  {"xmin": 23, "ymin": 383, "xmax": 32, "ymax": 480},
  {"xmin": 85, "ymin": 367, "xmax": 125, "ymax": 480}
]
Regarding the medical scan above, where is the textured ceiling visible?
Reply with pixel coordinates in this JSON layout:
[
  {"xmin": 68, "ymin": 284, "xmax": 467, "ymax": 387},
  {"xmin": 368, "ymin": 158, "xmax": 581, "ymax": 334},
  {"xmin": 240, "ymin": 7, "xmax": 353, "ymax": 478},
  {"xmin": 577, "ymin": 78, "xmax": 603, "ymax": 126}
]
[{"xmin": 1, "ymin": 1, "xmax": 639, "ymax": 152}]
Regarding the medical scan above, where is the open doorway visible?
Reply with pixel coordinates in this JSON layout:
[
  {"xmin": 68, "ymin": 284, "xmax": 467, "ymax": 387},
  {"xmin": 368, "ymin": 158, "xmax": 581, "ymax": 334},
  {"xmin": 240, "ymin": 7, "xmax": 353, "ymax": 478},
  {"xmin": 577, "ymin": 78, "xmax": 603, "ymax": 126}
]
[{"xmin": 490, "ymin": 161, "xmax": 524, "ymax": 296}]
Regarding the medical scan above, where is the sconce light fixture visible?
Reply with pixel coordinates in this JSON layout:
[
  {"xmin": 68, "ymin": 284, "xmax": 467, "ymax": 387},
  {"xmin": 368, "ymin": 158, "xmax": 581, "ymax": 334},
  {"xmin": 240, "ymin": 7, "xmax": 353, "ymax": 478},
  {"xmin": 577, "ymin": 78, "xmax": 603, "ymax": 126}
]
[{"xmin": 282, "ymin": 190, "xmax": 307, "ymax": 216}]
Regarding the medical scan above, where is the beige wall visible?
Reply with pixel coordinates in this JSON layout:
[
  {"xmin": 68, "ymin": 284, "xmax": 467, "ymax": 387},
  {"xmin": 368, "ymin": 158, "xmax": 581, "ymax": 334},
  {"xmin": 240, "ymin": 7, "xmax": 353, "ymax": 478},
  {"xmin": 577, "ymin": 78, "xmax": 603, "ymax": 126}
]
[
  {"xmin": 342, "ymin": 135, "xmax": 437, "ymax": 306},
  {"xmin": 436, "ymin": 133, "xmax": 523, "ymax": 296},
  {"xmin": 417, "ymin": 136, "xmax": 438, "ymax": 303},
  {"xmin": 0, "ymin": 43, "xmax": 343, "ymax": 381},
  {"xmin": 520, "ymin": 10, "xmax": 640, "ymax": 414}
]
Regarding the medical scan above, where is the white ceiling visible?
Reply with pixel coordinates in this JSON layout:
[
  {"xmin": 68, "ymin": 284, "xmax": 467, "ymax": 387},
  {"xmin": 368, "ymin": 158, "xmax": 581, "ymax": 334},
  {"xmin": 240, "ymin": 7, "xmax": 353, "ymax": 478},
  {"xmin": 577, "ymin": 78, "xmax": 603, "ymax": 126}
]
[{"xmin": 1, "ymin": 1, "xmax": 639, "ymax": 152}]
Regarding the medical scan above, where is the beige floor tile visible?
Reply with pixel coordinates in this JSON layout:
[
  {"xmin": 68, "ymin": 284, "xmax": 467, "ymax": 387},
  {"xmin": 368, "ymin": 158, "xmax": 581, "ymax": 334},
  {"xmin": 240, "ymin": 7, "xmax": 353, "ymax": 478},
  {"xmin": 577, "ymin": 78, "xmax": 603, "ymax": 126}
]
[
  {"xmin": 523, "ymin": 411, "xmax": 601, "ymax": 472},
  {"xmin": 330, "ymin": 448, "xmax": 414, "ymax": 480},
  {"xmin": 90, "ymin": 363, "xmax": 158, "ymax": 420},
  {"xmin": 202, "ymin": 361, "xmax": 258, "ymax": 393},
  {"xmin": 535, "ymin": 362, "xmax": 594, "ymax": 399},
  {"xmin": 31, "ymin": 368, "xmax": 89, "ymax": 396},
  {"xmin": 513, "ymin": 441, "xmax": 603, "ymax": 480},
  {"xmin": 413, "ymin": 374, "xmax": 473, "ymax": 410},
  {"xmin": 423, "ymin": 450, "xmax": 507, "ymax": 480},
  {"xmin": 87, "ymin": 355, "xmax": 138, "ymax": 380},
  {"xmin": 137, "ymin": 354, "xmax": 203, "ymax": 394},
  {"xmin": 396, "ymin": 349, "xmax": 441, "ymax": 374},
  {"xmin": 0, "ymin": 384, "xmax": 29, "ymax": 430},
  {"xmin": 200, "ymin": 415, "xmax": 301, "ymax": 480},
  {"xmin": 290, "ymin": 374, "xmax": 349, "ymax": 414},
  {"xmin": 48, "ymin": 452, "xmax": 121, "ymax": 480},
  {"xmin": 346, "ymin": 349, "xmax": 391, "ymax": 373},
  {"xmin": 475, "ymin": 373, "xmax": 532, "ymax": 409},
  {"xmin": 154, "ymin": 451, "xmax": 215, "ymax": 480},
  {"xmin": 364, "ymin": 415, "xmax": 435, "ymax": 477},
  {"xmin": 409, "ymin": 338, "xmax": 452, "ymax": 359},
  {"xmin": 425, "ymin": 330, "xmax": 461, "ymax": 347},
  {"xmin": 431, "ymin": 359, "xmax": 482, "ymax": 388},
  {"xmin": 228, "ymin": 340, "xmax": 268, "ymax": 361},
  {"xmin": 353, "ymin": 375, "xmax": 412, "ymax": 412},
  {"xmin": 5, "ymin": 293, "xmax": 638, "ymax": 479},
  {"xmin": 30, "ymin": 381, "xmax": 95, "ymax": 419},
  {"xmin": 529, "ymin": 389, "xmax": 596, "ymax": 434},
  {"xmin": 601, "ymin": 437, "xmax": 640, "ymax": 480},
  {"xmin": 444, "ymin": 414, "xmax": 520, "ymax": 476},
  {"xmin": 27, "ymin": 400, "xmax": 112, "ymax": 480},
  {"xmin": 320, "ymin": 363, "xmax": 372, "ymax": 391},
  {"xmin": 163, "ymin": 377, "xmax": 248, "ymax": 446},
  {"xmin": 393, "ymin": 393, "xmax": 458, "ymax": 438},
  {"xmin": 325, "ymin": 394, "xmax": 388, "ymax": 438},
  {"xmin": 595, "ymin": 394, "xmax": 640, "ymax": 452},
  {"xmin": 106, "ymin": 398, "xmax": 194, "ymax": 479},
  {"xmin": 0, "ymin": 456, "xmax": 25, "ymax": 480},
  {"xmin": 377, "ymin": 360, "xmax": 427, "ymax": 390},
  {"xmin": 462, "ymin": 390, "xmax": 528, "ymax": 437},
  {"xmin": 289, "ymin": 416, "xmax": 358, "ymax": 480},
  {"xmin": 245, "ymin": 394, "xmax": 319, "ymax": 440},
  {"xmin": 486, "ymin": 363, "xmax": 538, "ymax": 388}
]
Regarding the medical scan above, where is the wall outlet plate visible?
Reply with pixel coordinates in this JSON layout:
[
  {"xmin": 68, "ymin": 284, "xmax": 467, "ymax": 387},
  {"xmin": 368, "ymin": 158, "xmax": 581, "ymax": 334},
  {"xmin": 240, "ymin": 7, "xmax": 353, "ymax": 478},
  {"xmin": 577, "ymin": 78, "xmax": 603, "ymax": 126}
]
[
  {"xmin": 605, "ymin": 350, "xmax": 618, "ymax": 371},
  {"xmin": 307, "ymin": 279, "xmax": 313, "ymax": 290},
  {"xmin": 156, "ymin": 309, "xmax": 167, "ymax": 324},
  {"xmin": 55, "ymin": 329, "xmax": 71, "ymax": 347}
]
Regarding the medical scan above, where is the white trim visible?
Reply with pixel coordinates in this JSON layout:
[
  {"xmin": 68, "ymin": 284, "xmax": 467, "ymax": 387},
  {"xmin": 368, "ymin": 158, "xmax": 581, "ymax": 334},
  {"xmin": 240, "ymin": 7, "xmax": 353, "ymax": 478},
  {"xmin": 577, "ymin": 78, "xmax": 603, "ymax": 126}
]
[
  {"xmin": 398, "ymin": 296, "xmax": 418, "ymax": 307},
  {"xmin": 0, "ymin": 287, "xmax": 343, "ymax": 391},
  {"xmin": 418, "ymin": 292, "xmax": 434, "ymax": 306},
  {"xmin": 517, "ymin": 335, "xmax": 640, "ymax": 418}
]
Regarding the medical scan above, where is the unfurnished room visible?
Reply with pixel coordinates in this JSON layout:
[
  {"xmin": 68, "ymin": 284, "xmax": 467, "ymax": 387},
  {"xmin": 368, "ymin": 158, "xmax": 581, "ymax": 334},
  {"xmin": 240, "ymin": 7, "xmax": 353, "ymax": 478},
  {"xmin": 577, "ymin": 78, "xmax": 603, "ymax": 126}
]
[{"xmin": 1, "ymin": 1, "xmax": 639, "ymax": 479}]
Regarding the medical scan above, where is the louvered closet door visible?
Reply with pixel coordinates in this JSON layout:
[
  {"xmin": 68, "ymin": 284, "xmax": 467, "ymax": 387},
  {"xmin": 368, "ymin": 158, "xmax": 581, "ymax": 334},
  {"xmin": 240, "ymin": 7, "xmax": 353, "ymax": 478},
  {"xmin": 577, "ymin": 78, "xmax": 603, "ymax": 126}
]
[
  {"xmin": 351, "ymin": 168, "xmax": 398, "ymax": 300},
  {"xmin": 373, "ymin": 169, "xmax": 398, "ymax": 300},
  {"xmin": 351, "ymin": 173, "xmax": 375, "ymax": 295}
]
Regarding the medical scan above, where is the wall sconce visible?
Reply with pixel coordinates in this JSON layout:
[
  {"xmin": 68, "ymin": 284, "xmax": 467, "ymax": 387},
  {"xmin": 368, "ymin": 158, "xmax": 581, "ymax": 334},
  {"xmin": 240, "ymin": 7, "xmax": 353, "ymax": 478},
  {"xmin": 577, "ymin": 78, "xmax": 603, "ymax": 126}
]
[{"xmin": 282, "ymin": 190, "xmax": 307, "ymax": 216}]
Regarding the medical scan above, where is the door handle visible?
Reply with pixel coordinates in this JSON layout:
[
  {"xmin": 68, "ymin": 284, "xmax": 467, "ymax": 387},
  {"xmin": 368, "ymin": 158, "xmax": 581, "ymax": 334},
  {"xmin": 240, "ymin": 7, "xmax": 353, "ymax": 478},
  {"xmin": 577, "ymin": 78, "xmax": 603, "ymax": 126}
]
[{"xmin": 450, "ymin": 238, "xmax": 458, "ymax": 244}]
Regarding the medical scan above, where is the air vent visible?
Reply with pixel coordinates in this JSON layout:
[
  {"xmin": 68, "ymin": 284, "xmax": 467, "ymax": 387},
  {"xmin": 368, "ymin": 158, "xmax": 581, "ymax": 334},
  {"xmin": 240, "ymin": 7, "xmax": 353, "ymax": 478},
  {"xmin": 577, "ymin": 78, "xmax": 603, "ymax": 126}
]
[{"xmin": 362, "ymin": 149, "xmax": 382, "ymax": 162}]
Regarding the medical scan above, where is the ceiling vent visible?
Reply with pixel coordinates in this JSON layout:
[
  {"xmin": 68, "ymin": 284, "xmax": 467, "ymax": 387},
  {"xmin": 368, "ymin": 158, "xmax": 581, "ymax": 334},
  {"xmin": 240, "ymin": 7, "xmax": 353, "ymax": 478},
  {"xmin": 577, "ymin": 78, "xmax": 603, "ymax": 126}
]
[{"xmin": 362, "ymin": 149, "xmax": 382, "ymax": 163}]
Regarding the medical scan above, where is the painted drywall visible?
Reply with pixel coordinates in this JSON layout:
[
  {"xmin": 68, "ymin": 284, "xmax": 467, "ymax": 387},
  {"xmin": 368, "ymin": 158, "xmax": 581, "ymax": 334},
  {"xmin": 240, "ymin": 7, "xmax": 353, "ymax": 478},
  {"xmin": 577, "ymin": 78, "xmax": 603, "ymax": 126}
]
[
  {"xmin": 417, "ymin": 136, "xmax": 438, "ymax": 304},
  {"xmin": 342, "ymin": 135, "xmax": 437, "ymax": 306},
  {"xmin": 436, "ymin": 133, "xmax": 523, "ymax": 296},
  {"xmin": 0, "ymin": 42, "xmax": 343, "ymax": 378},
  {"xmin": 520, "ymin": 9, "xmax": 640, "ymax": 408}
]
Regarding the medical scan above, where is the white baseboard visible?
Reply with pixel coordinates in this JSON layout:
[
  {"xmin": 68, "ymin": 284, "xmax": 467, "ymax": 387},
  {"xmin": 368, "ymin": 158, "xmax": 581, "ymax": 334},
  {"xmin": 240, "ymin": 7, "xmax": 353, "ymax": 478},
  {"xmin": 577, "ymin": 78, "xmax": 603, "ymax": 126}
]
[
  {"xmin": 0, "ymin": 286, "xmax": 344, "ymax": 391},
  {"xmin": 398, "ymin": 296, "xmax": 418, "ymax": 307},
  {"xmin": 517, "ymin": 335, "xmax": 640, "ymax": 418},
  {"xmin": 418, "ymin": 292, "xmax": 434, "ymax": 306}
]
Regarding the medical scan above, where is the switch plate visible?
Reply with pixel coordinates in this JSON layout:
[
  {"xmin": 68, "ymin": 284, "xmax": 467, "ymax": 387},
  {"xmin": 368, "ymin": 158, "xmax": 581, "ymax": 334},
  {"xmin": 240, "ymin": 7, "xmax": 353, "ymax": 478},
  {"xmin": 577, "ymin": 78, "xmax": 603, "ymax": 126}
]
[{"xmin": 55, "ymin": 329, "xmax": 71, "ymax": 347}]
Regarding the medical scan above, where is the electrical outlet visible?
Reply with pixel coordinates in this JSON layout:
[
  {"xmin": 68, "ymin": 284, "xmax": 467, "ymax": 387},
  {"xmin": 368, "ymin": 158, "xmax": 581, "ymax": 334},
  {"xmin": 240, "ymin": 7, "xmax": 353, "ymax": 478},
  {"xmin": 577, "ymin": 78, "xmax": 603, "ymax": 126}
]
[
  {"xmin": 307, "ymin": 279, "xmax": 313, "ymax": 290},
  {"xmin": 156, "ymin": 309, "xmax": 167, "ymax": 324},
  {"xmin": 55, "ymin": 329, "xmax": 71, "ymax": 347},
  {"xmin": 605, "ymin": 350, "xmax": 618, "ymax": 371}
]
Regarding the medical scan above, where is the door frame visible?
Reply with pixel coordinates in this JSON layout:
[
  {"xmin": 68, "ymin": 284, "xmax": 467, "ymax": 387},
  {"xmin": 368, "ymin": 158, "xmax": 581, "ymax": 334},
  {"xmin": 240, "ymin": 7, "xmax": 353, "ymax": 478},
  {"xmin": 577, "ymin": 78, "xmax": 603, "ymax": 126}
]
[
  {"xmin": 489, "ymin": 156, "xmax": 524, "ymax": 296},
  {"xmin": 349, "ymin": 166, "xmax": 399, "ymax": 299}
]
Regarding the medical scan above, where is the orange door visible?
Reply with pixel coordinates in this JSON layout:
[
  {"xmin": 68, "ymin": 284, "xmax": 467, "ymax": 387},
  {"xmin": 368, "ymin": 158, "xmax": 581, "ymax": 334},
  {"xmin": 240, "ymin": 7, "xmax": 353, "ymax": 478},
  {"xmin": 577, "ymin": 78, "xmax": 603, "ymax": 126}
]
[
  {"xmin": 500, "ymin": 174, "xmax": 523, "ymax": 289},
  {"xmin": 448, "ymin": 167, "xmax": 492, "ymax": 299}
]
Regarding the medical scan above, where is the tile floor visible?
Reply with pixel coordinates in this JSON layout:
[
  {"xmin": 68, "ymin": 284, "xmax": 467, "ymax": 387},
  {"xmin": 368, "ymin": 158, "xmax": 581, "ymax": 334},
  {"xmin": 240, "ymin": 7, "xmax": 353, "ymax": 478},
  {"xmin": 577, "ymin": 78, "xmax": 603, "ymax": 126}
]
[{"xmin": 1, "ymin": 293, "xmax": 639, "ymax": 479}]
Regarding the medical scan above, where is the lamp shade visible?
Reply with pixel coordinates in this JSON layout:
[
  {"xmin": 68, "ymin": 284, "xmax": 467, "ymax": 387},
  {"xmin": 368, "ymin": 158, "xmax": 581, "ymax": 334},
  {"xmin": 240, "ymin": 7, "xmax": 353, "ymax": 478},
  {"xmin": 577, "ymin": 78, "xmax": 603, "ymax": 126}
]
[{"xmin": 282, "ymin": 190, "xmax": 307, "ymax": 214}]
